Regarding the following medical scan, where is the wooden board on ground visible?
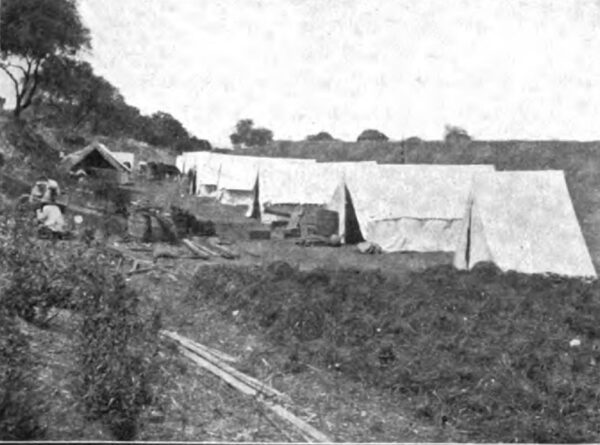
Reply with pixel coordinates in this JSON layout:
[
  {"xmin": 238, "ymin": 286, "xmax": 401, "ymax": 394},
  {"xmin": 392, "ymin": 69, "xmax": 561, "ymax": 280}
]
[{"xmin": 164, "ymin": 331, "xmax": 332, "ymax": 443}]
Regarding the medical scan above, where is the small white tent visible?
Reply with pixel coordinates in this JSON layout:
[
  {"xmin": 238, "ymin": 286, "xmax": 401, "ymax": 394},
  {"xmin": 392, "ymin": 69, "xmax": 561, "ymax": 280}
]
[
  {"xmin": 328, "ymin": 164, "xmax": 495, "ymax": 252},
  {"xmin": 256, "ymin": 161, "xmax": 376, "ymax": 223},
  {"xmin": 454, "ymin": 170, "xmax": 596, "ymax": 277}
]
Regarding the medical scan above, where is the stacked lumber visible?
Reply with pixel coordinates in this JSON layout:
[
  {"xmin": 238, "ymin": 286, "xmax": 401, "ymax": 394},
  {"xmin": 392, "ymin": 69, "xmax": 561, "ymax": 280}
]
[
  {"xmin": 182, "ymin": 237, "xmax": 239, "ymax": 260},
  {"xmin": 161, "ymin": 330, "xmax": 332, "ymax": 443}
]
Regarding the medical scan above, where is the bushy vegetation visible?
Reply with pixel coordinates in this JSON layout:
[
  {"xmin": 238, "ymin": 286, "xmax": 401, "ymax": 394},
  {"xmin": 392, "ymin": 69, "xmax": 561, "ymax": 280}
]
[
  {"xmin": 72, "ymin": 249, "xmax": 160, "ymax": 440},
  {"xmin": 0, "ymin": 308, "xmax": 46, "ymax": 440},
  {"xmin": 357, "ymin": 128, "xmax": 389, "ymax": 142},
  {"xmin": 187, "ymin": 262, "xmax": 600, "ymax": 442},
  {"xmin": 306, "ymin": 131, "xmax": 335, "ymax": 142},
  {"xmin": 0, "ymin": 210, "xmax": 160, "ymax": 440}
]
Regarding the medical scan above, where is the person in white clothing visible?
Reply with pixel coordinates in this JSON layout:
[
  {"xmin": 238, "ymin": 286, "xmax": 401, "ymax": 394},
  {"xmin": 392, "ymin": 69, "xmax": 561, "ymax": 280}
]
[{"xmin": 37, "ymin": 201, "xmax": 67, "ymax": 238}]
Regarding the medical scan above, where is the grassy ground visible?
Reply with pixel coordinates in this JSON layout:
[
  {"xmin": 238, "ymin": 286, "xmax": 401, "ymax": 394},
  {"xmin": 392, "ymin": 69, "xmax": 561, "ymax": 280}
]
[{"xmin": 128, "ymin": 261, "xmax": 454, "ymax": 442}]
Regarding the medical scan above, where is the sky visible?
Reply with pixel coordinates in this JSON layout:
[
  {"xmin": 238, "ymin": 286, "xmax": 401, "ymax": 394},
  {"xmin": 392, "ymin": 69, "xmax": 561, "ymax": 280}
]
[{"xmin": 3, "ymin": 0, "xmax": 600, "ymax": 146}]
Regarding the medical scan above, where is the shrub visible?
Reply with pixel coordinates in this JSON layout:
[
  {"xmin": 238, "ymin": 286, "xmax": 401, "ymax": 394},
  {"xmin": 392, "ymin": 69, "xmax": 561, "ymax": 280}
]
[
  {"xmin": 0, "ymin": 212, "xmax": 75, "ymax": 326},
  {"xmin": 72, "ymin": 250, "xmax": 160, "ymax": 440},
  {"xmin": 0, "ymin": 308, "xmax": 46, "ymax": 440},
  {"xmin": 0, "ymin": 210, "xmax": 159, "ymax": 440},
  {"xmin": 357, "ymin": 129, "xmax": 389, "ymax": 142}
]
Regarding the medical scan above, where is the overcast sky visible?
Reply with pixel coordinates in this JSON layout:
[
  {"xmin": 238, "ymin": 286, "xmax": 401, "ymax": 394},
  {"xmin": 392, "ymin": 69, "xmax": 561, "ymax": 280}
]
[{"xmin": 3, "ymin": 0, "xmax": 600, "ymax": 146}]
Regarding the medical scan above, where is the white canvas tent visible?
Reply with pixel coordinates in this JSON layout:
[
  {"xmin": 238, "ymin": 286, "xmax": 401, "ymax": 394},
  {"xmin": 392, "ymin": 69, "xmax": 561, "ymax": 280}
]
[
  {"xmin": 111, "ymin": 151, "xmax": 134, "ymax": 170},
  {"xmin": 175, "ymin": 154, "xmax": 185, "ymax": 174},
  {"xmin": 216, "ymin": 155, "xmax": 316, "ymax": 211},
  {"xmin": 327, "ymin": 164, "xmax": 495, "ymax": 252},
  {"xmin": 454, "ymin": 170, "xmax": 596, "ymax": 277},
  {"xmin": 186, "ymin": 152, "xmax": 222, "ymax": 197},
  {"xmin": 256, "ymin": 161, "xmax": 376, "ymax": 223}
]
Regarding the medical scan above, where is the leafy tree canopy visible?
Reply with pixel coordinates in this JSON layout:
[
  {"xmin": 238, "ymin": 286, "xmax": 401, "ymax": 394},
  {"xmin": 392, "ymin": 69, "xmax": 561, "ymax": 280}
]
[
  {"xmin": 0, "ymin": 0, "xmax": 91, "ymax": 116},
  {"xmin": 357, "ymin": 129, "xmax": 389, "ymax": 142},
  {"xmin": 230, "ymin": 119, "xmax": 274, "ymax": 147},
  {"xmin": 444, "ymin": 125, "xmax": 472, "ymax": 143},
  {"xmin": 306, "ymin": 131, "xmax": 334, "ymax": 142}
]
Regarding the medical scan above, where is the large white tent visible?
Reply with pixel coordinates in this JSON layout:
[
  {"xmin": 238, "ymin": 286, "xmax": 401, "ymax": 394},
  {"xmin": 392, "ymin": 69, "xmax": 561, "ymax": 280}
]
[
  {"xmin": 453, "ymin": 170, "xmax": 596, "ymax": 277},
  {"xmin": 256, "ymin": 161, "xmax": 376, "ymax": 223},
  {"xmin": 327, "ymin": 164, "xmax": 495, "ymax": 252}
]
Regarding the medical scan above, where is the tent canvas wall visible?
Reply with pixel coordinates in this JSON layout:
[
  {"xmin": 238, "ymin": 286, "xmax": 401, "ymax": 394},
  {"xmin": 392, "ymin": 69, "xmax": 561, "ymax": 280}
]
[
  {"xmin": 454, "ymin": 170, "xmax": 596, "ymax": 277},
  {"xmin": 111, "ymin": 152, "xmax": 134, "ymax": 170},
  {"xmin": 328, "ymin": 164, "xmax": 495, "ymax": 252},
  {"xmin": 256, "ymin": 161, "xmax": 376, "ymax": 223},
  {"xmin": 216, "ymin": 155, "xmax": 263, "ymax": 209},
  {"xmin": 218, "ymin": 156, "xmax": 317, "ymax": 211},
  {"xmin": 190, "ymin": 152, "xmax": 223, "ymax": 197}
]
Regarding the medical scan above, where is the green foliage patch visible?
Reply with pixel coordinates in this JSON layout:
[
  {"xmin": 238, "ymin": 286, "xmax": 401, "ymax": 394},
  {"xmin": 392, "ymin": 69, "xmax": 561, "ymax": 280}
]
[{"xmin": 187, "ymin": 262, "xmax": 600, "ymax": 442}]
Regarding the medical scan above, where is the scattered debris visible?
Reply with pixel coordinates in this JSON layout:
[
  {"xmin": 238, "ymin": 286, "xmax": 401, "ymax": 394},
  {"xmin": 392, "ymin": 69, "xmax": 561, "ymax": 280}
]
[
  {"xmin": 295, "ymin": 234, "xmax": 341, "ymax": 247},
  {"xmin": 357, "ymin": 241, "xmax": 382, "ymax": 254},
  {"xmin": 249, "ymin": 229, "xmax": 271, "ymax": 240},
  {"xmin": 171, "ymin": 205, "xmax": 216, "ymax": 238},
  {"xmin": 181, "ymin": 239, "xmax": 210, "ymax": 260}
]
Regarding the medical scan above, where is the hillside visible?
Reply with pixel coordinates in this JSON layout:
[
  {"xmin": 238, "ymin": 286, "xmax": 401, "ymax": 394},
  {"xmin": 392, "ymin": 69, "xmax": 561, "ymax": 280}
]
[{"xmin": 0, "ymin": 117, "xmax": 176, "ymax": 204}]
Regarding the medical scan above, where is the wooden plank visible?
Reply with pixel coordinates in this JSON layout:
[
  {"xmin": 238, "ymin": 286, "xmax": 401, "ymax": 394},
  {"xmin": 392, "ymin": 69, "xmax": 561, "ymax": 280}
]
[
  {"xmin": 264, "ymin": 402, "xmax": 332, "ymax": 443},
  {"xmin": 205, "ymin": 240, "xmax": 240, "ymax": 259},
  {"xmin": 162, "ymin": 331, "xmax": 288, "ymax": 401},
  {"xmin": 126, "ymin": 266, "xmax": 156, "ymax": 276},
  {"xmin": 176, "ymin": 344, "xmax": 332, "ymax": 443},
  {"xmin": 193, "ymin": 238, "xmax": 235, "ymax": 260},
  {"xmin": 181, "ymin": 239, "xmax": 210, "ymax": 260},
  {"xmin": 161, "ymin": 330, "xmax": 238, "ymax": 363},
  {"xmin": 178, "ymin": 348, "xmax": 256, "ymax": 396}
]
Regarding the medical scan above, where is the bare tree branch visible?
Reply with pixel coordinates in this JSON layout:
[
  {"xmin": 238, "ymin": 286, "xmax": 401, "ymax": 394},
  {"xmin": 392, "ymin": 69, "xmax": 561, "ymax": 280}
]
[
  {"xmin": 1, "ymin": 62, "xmax": 28, "ymax": 77},
  {"xmin": 0, "ymin": 63, "xmax": 20, "ymax": 92},
  {"xmin": 21, "ymin": 58, "xmax": 43, "ymax": 110}
]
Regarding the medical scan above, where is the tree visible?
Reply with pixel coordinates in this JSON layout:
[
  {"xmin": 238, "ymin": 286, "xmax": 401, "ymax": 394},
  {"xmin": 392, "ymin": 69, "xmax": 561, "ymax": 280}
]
[
  {"xmin": 0, "ymin": 0, "xmax": 91, "ymax": 117},
  {"xmin": 444, "ymin": 125, "xmax": 472, "ymax": 144},
  {"xmin": 357, "ymin": 129, "xmax": 389, "ymax": 142},
  {"xmin": 36, "ymin": 56, "xmax": 119, "ymax": 129},
  {"xmin": 174, "ymin": 137, "xmax": 212, "ymax": 153},
  {"xmin": 306, "ymin": 131, "xmax": 334, "ymax": 142},
  {"xmin": 142, "ymin": 112, "xmax": 190, "ymax": 147},
  {"xmin": 230, "ymin": 119, "xmax": 274, "ymax": 147}
]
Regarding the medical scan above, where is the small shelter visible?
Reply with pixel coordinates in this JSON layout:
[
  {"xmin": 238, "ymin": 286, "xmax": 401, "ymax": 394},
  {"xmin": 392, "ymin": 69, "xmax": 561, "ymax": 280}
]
[
  {"xmin": 62, "ymin": 141, "xmax": 131, "ymax": 184},
  {"xmin": 453, "ymin": 170, "xmax": 596, "ymax": 277}
]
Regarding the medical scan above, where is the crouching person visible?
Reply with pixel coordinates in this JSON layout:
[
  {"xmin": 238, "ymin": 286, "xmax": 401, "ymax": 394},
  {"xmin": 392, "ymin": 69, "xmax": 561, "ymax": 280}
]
[{"xmin": 36, "ymin": 199, "xmax": 68, "ymax": 240}]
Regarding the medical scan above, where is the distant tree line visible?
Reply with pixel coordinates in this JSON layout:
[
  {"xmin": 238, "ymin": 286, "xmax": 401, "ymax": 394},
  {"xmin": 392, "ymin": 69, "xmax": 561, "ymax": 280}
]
[{"xmin": 0, "ymin": 0, "xmax": 209, "ymax": 153}]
